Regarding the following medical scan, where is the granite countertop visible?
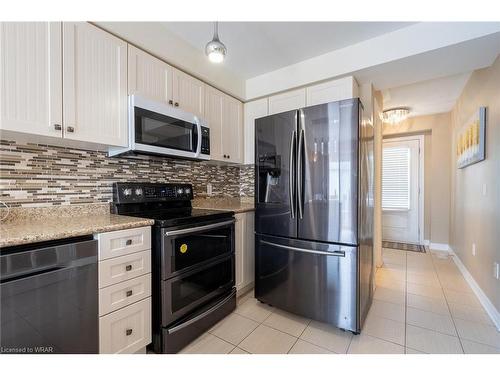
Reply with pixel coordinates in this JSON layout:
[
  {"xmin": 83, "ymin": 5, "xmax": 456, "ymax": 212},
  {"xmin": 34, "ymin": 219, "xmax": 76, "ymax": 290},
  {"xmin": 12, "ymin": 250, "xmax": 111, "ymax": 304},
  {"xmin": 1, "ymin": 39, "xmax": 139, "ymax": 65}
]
[
  {"xmin": 192, "ymin": 196, "xmax": 255, "ymax": 214},
  {"xmin": 0, "ymin": 204, "xmax": 154, "ymax": 248}
]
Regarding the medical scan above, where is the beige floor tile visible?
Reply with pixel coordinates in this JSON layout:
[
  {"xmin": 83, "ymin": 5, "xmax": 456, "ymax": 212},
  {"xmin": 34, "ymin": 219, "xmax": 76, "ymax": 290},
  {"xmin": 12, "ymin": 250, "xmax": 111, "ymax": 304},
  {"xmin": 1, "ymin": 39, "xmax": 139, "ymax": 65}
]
[
  {"xmin": 362, "ymin": 313, "xmax": 405, "ymax": 345},
  {"xmin": 262, "ymin": 309, "xmax": 310, "ymax": 337},
  {"xmin": 375, "ymin": 275, "xmax": 406, "ymax": 291},
  {"xmin": 407, "ymin": 271, "xmax": 441, "ymax": 288},
  {"xmin": 235, "ymin": 297, "xmax": 274, "ymax": 323},
  {"xmin": 230, "ymin": 347, "xmax": 250, "ymax": 354},
  {"xmin": 439, "ymin": 275, "xmax": 473, "ymax": 293},
  {"xmin": 373, "ymin": 286, "xmax": 406, "ymax": 305},
  {"xmin": 381, "ymin": 262, "xmax": 406, "ymax": 271},
  {"xmin": 209, "ymin": 313, "xmax": 259, "ymax": 345},
  {"xmin": 405, "ymin": 347, "xmax": 426, "ymax": 354},
  {"xmin": 454, "ymin": 318, "xmax": 500, "ymax": 348},
  {"xmin": 383, "ymin": 254, "xmax": 406, "ymax": 266},
  {"xmin": 461, "ymin": 339, "xmax": 500, "ymax": 354},
  {"xmin": 368, "ymin": 299, "xmax": 405, "ymax": 323},
  {"xmin": 180, "ymin": 333, "xmax": 235, "ymax": 354},
  {"xmin": 407, "ymin": 282, "xmax": 445, "ymax": 299},
  {"xmin": 406, "ymin": 325, "xmax": 463, "ymax": 354},
  {"xmin": 289, "ymin": 339, "xmax": 334, "ymax": 354},
  {"xmin": 448, "ymin": 303, "xmax": 495, "ymax": 326},
  {"xmin": 407, "ymin": 293, "xmax": 450, "ymax": 315},
  {"xmin": 407, "ymin": 307, "xmax": 457, "ymax": 336},
  {"xmin": 239, "ymin": 325, "xmax": 296, "ymax": 354},
  {"xmin": 237, "ymin": 291, "xmax": 254, "ymax": 306},
  {"xmin": 300, "ymin": 320, "xmax": 353, "ymax": 353},
  {"xmin": 376, "ymin": 267, "xmax": 406, "ymax": 281},
  {"xmin": 348, "ymin": 334, "xmax": 405, "ymax": 354},
  {"xmin": 444, "ymin": 290, "xmax": 482, "ymax": 308}
]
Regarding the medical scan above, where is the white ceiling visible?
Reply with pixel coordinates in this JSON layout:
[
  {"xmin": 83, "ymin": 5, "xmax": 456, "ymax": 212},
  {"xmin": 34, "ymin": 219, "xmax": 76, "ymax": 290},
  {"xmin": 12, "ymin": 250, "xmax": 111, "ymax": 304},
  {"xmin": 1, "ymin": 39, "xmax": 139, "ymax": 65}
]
[
  {"xmin": 162, "ymin": 22, "xmax": 415, "ymax": 79},
  {"xmin": 382, "ymin": 72, "xmax": 472, "ymax": 117}
]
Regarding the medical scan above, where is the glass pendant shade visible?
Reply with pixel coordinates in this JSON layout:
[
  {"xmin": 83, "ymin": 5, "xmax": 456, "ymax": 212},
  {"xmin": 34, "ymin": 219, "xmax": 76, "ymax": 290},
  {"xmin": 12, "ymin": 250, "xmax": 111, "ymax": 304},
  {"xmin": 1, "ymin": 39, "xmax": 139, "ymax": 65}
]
[{"xmin": 205, "ymin": 22, "xmax": 227, "ymax": 63}]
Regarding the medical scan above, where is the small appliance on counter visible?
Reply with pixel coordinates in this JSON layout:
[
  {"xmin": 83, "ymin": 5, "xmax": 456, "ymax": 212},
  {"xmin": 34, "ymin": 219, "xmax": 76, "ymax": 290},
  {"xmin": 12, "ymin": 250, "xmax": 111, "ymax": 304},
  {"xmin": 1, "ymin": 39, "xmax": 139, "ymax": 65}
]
[{"xmin": 111, "ymin": 182, "xmax": 235, "ymax": 353}]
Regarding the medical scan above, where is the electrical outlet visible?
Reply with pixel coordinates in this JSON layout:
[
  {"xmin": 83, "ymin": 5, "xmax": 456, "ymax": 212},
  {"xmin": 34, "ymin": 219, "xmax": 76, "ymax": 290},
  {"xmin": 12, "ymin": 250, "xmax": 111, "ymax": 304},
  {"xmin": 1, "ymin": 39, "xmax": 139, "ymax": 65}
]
[
  {"xmin": 494, "ymin": 262, "xmax": 500, "ymax": 280},
  {"xmin": 206, "ymin": 183, "xmax": 212, "ymax": 196},
  {"xmin": 472, "ymin": 243, "xmax": 476, "ymax": 256}
]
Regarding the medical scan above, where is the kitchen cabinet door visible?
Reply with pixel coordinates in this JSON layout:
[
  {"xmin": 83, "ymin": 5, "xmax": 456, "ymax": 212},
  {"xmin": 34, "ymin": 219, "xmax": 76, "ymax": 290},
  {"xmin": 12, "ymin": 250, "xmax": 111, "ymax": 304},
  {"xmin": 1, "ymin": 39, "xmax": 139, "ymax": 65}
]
[
  {"xmin": 0, "ymin": 22, "xmax": 63, "ymax": 137},
  {"xmin": 243, "ymin": 98, "xmax": 268, "ymax": 165},
  {"xmin": 235, "ymin": 212, "xmax": 255, "ymax": 293},
  {"xmin": 235, "ymin": 213, "xmax": 245, "ymax": 291},
  {"xmin": 306, "ymin": 76, "xmax": 359, "ymax": 106},
  {"xmin": 63, "ymin": 22, "xmax": 128, "ymax": 147},
  {"xmin": 204, "ymin": 86, "xmax": 224, "ymax": 161},
  {"xmin": 128, "ymin": 45, "xmax": 173, "ymax": 105},
  {"xmin": 268, "ymin": 88, "xmax": 306, "ymax": 115},
  {"xmin": 172, "ymin": 68, "xmax": 205, "ymax": 119},
  {"xmin": 221, "ymin": 95, "xmax": 243, "ymax": 163}
]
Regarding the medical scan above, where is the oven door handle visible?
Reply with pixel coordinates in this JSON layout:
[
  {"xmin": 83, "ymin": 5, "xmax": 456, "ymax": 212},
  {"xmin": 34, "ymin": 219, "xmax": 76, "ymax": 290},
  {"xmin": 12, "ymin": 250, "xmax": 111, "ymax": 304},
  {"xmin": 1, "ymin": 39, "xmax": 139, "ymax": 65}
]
[
  {"xmin": 164, "ymin": 219, "xmax": 235, "ymax": 237},
  {"xmin": 167, "ymin": 289, "xmax": 236, "ymax": 334}
]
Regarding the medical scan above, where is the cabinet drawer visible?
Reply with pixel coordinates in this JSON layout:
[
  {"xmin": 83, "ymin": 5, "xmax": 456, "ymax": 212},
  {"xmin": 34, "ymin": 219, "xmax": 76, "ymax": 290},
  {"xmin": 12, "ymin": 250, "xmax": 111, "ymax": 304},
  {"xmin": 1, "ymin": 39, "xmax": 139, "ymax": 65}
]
[
  {"xmin": 99, "ymin": 250, "xmax": 151, "ymax": 288},
  {"xmin": 97, "ymin": 226, "xmax": 151, "ymax": 260},
  {"xmin": 99, "ymin": 274, "xmax": 151, "ymax": 316},
  {"xmin": 99, "ymin": 297, "xmax": 152, "ymax": 354}
]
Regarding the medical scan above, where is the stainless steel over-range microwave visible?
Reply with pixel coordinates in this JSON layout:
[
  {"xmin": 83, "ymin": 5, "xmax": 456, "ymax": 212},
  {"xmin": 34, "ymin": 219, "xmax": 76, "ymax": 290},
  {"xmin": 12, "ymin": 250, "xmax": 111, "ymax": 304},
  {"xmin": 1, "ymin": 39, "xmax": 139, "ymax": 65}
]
[{"xmin": 109, "ymin": 95, "xmax": 210, "ymax": 161}]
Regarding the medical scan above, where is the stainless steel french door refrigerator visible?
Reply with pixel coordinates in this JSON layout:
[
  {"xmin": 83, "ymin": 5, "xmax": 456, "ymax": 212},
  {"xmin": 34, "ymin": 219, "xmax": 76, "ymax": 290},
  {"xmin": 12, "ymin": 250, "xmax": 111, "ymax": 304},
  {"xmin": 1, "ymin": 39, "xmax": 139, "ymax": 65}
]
[{"xmin": 254, "ymin": 98, "xmax": 374, "ymax": 333}]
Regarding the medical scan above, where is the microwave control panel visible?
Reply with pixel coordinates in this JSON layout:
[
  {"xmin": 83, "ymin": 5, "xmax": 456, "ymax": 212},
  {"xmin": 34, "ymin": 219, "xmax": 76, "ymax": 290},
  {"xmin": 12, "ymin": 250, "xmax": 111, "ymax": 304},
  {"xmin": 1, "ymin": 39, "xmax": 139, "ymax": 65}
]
[{"xmin": 201, "ymin": 127, "xmax": 210, "ymax": 155}]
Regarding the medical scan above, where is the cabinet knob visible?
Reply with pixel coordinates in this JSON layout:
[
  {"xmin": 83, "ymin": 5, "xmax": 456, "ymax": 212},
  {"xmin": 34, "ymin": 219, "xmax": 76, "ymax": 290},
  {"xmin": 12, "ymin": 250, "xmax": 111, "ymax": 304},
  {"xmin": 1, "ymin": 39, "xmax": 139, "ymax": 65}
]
[
  {"xmin": 168, "ymin": 100, "xmax": 173, "ymax": 105},
  {"xmin": 125, "ymin": 264, "xmax": 132, "ymax": 271},
  {"xmin": 174, "ymin": 102, "xmax": 179, "ymax": 107},
  {"xmin": 126, "ymin": 290, "xmax": 133, "ymax": 297},
  {"xmin": 126, "ymin": 329, "xmax": 133, "ymax": 336},
  {"xmin": 54, "ymin": 124, "xmax": 62, "ymax": 131},
  {"xmin": 66, "ymin": 126, "xmax": 75, "ymax": 133},
  {"xmin": 125, "ymin": 239, "xmax": 133, "ymax": 246}
]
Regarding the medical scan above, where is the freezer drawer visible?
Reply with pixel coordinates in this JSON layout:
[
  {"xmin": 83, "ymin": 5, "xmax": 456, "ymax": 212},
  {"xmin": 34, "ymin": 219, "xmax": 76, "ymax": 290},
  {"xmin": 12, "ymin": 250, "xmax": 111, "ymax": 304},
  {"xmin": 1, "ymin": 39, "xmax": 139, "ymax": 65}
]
[{"xmin": 255, "ymin": 234, "xmax": 358, "ymax": 332}]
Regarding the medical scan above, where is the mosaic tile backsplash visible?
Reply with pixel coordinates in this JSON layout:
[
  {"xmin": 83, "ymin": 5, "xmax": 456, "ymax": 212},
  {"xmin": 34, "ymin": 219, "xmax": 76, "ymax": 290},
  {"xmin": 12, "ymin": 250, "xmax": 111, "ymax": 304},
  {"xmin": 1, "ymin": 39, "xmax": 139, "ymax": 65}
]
[{"xmin": 0, "ymin": 139, "xmax": 255, "ymax": 207}]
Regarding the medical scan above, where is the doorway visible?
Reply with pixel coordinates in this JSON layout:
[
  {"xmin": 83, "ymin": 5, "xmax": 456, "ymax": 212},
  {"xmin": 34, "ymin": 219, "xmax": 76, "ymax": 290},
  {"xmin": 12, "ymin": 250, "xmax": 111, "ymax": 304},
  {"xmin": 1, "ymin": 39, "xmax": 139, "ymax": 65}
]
[{"xmin": 382, "ymin": 135, "xmax": 424, "ymax": 244}]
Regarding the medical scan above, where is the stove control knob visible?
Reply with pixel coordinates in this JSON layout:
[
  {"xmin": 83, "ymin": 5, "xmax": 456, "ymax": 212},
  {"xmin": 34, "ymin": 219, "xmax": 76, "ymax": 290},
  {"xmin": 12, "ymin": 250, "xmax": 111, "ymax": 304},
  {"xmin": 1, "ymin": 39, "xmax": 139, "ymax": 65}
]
[
  {"xmin": 184, "ymin": 188, "xmax": 191, "ymax": 195},
  {"xmin": 135, "ymin": 188, "xmax": 143, "ymax": 196},
  {"xmin": 177, "ymin": 188, "xmax": 183, "ymax": 195},
  {"xmin": 123, "ymin": 188, "xmax": 132, "ymax": 197}
]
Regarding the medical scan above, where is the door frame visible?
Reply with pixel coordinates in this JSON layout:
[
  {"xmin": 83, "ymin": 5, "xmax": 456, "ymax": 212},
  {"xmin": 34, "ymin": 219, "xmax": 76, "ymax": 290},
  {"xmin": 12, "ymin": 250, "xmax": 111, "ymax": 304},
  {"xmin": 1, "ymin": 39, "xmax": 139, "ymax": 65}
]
[{"xmin": 382, "ymin": 134, "xmax": 425, "ymax": 245}]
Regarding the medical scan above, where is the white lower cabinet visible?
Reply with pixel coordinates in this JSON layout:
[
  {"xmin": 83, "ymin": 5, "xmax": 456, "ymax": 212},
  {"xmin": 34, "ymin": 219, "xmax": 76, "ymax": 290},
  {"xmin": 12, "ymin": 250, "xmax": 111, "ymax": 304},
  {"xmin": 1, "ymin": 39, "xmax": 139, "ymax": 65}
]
[
  {"xmin": 96, "ymin": 226, "xmax": 152, "ymax": 354},
  {"xmin": 99, "ymin": 297, "xmax": 152, "ymax": 354},
  {"xmin": 235, "ymin": 212, "xmax": 255, "ymax": 294}
]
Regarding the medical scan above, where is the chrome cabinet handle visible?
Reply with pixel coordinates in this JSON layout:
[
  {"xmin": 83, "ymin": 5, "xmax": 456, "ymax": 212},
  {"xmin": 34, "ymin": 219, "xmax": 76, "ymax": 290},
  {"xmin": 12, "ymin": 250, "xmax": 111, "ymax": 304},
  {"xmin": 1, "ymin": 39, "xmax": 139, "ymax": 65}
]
[
  {"xmin": 54, "ymin": 124, "xmax": 62, "ymax": 131},
  {"xmin": 126, "ymin": 290, "xmax": 133, "ymax": 297},
  {"xmin": 126, "ymin": 329, "xmax": 133, "ymax": 336},
  {"xmin": 125, "ymin": 239, "xmax": 132, "ymax": 246},
  {"xmin": 125, "ymin": 265, "xmax": 132, "ymax": 271},
  {"xmin": 66, "ymin": 126, "xmax": 75, "ymax": 133}
]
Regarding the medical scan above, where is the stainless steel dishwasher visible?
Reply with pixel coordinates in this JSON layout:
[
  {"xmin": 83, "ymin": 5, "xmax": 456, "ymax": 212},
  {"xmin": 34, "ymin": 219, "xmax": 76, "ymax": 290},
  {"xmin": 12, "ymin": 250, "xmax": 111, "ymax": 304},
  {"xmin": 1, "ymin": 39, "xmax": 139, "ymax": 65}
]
[{"xmin": 0, "ymin": 236, "xmax": 98, "ymax": 354}]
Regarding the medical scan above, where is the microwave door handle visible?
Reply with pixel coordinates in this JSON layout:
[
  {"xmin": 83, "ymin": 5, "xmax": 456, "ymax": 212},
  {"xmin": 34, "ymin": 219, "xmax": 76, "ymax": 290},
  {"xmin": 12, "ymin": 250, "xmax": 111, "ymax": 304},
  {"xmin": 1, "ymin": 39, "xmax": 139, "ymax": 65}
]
[{"xmin": 195, "ymin": 121, "xmax": 202, "ymax": 157}]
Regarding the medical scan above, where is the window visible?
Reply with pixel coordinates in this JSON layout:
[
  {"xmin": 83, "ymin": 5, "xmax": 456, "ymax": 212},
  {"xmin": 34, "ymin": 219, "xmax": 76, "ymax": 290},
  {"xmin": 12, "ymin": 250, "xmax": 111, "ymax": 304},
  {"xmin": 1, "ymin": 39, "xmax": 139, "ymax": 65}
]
[{"xmin": 382, "ymin": 146, "xmax": 410, "ymax": 210}]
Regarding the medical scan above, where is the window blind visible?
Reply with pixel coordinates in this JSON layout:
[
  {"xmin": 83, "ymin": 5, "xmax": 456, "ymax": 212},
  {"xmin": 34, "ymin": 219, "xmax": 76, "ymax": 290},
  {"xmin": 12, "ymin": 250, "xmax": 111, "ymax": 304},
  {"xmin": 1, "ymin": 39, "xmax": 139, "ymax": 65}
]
[{"xmin": 382, "ymin": 147, "xmax": 410, "ymax": 210}]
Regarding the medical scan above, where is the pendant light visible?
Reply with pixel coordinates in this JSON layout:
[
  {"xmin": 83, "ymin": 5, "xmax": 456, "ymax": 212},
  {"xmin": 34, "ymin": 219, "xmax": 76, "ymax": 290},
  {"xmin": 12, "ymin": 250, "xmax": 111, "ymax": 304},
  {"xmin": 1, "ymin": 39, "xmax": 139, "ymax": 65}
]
[{"xmin": 205, "ymin": 22, "xmax": 227, "ymax": 63}]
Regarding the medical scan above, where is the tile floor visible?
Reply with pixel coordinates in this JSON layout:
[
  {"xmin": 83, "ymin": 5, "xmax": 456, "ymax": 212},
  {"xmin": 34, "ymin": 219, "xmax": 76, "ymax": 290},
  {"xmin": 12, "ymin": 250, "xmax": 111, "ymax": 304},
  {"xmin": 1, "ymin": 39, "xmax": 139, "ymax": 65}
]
[{"xmin": 180, "ymin": 248, "xmax": 500, "ymax": 354}]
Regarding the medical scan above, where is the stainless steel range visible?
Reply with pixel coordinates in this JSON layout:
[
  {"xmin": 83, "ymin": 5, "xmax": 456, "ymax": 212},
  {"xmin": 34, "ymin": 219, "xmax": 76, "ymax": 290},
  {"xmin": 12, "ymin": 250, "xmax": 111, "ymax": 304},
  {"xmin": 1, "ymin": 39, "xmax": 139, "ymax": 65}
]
[{"xmin": 111, "ymin": 182, "xmax": 236, "ymax": 353}]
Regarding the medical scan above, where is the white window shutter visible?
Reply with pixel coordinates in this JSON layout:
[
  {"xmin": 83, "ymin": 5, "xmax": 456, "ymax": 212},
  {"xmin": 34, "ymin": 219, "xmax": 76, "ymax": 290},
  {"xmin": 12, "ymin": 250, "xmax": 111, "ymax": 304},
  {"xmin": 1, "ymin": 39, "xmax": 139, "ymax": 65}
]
[{"xmin": 382, "ymin": 147, "xmax": 410, "ymax": 210}]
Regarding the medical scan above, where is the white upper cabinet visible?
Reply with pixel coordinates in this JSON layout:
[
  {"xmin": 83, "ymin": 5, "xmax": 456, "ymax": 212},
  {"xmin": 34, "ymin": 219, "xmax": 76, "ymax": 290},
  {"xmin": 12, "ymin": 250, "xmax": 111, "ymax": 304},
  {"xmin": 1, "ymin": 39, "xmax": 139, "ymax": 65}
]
[
  {"xmin": 63, "ymin": 22, "xmax": 128, "ymax": 147},
  {"xmin": 243, "ymin": 98, "xmax": 268, "ymax": 165},
  {"xmin": 306, "ymin": 76, "xmax": 359, "ymax": 106},
  {"xmin": 268, "ymin": 88, "xmax": 306, "ymax": 115},
  {"xmin": 172, "ymin": 68, "xmax": 205, "ymax": 119},
  {"xmin": 128, "ymin": 45, "xmax": 173, "ymax": 105},
  {"xmin": 222, "ymin": 95, "xmax": 243, "ymax": 164},
  {"xmin": 204, "ymin": 86, "xmax": 224, "ymax": 161},
  {"xmin": 0, "ymin": 22, "xmax": 63, "ymax": 137}
]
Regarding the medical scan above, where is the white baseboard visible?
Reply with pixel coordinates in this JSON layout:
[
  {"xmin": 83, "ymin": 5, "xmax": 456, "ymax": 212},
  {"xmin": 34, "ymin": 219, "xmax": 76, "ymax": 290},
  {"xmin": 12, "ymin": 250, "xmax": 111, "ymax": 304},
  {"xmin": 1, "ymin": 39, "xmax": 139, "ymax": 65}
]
[
  {"xmin": 423, "ymin": 240, "xmax": 430, "ymax": 246},
  {"xmin": 449, "ymin": 248, "xmax": 500, "ymax": 331},
  {"xmin": 429, "ymin": 242, "xmax": 451, "ymax": 251}
]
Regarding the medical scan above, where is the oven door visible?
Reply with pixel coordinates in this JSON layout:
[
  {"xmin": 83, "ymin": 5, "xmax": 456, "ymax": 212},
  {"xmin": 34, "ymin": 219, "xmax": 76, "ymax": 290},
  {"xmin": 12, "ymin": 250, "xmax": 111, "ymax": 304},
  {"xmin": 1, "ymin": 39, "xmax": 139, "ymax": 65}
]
[
  {"xmin": 131, "ymin": 95, "xmax": 203, "ymax": 159},
  {"xmin": 161, "ymin": 219, "xmax": 235, "ymax": 279},
  {"xmin": 161, "ymin": 255, "xmax": 234, "ymax": 326}
]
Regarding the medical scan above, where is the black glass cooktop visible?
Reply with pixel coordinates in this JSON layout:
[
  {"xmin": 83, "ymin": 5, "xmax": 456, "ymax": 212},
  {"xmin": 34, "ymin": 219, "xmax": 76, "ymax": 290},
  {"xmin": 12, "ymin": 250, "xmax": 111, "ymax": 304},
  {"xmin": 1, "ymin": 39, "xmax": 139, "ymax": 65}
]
[{"xmin": 121, "ymin": 207, "xmax": 234, "ymax": 228}]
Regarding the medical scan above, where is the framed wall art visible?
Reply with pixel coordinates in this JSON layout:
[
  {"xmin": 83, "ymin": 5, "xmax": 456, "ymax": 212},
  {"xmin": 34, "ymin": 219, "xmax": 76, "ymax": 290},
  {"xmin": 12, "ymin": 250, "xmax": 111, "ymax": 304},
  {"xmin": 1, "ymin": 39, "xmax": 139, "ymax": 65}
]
[{"xmin": 457, "ymin": 107, "xmax": 486, "ymax": 169}]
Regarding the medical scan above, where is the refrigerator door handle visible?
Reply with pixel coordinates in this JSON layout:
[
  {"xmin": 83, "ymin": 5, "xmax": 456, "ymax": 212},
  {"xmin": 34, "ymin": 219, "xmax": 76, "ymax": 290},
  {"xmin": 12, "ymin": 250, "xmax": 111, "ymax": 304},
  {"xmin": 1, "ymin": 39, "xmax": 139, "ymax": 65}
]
[
  {"xmin": 297, "ymin": 127, "xmax": 305, "ymax": 219},
  {"xmin": 289, "ymin": 130, "xmax": 296, "ymax": 218},
  {"xmin": 261, "ymin": 240, "xmax": 345, "ymax": 257}
]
